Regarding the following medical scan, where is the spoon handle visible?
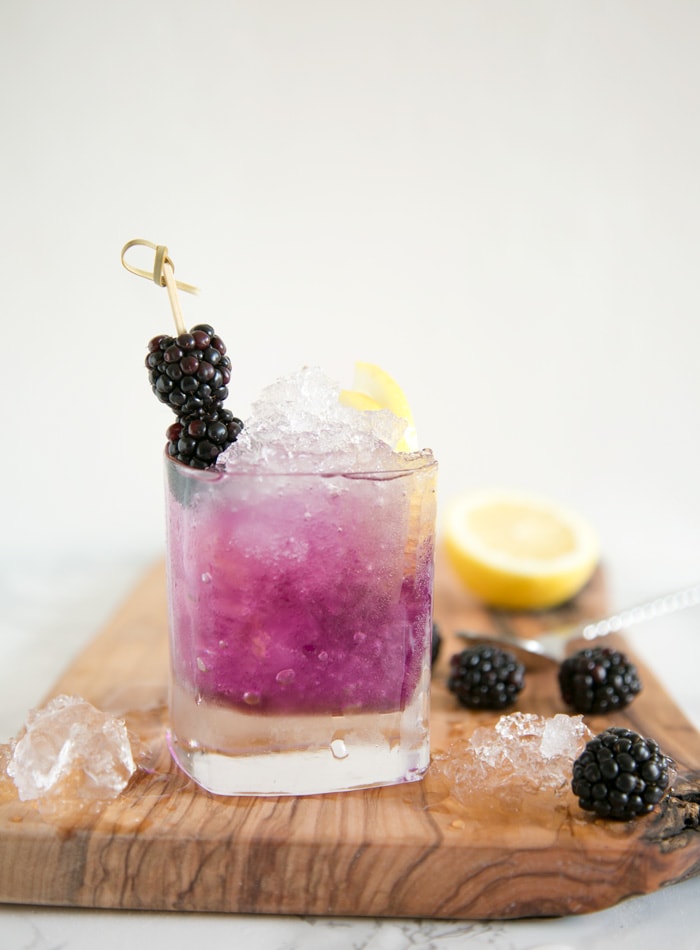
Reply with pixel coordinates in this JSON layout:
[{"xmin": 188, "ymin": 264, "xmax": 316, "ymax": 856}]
[{"xmin": 579, "ymin": 583, "xmax": 700, "ymax": 642}]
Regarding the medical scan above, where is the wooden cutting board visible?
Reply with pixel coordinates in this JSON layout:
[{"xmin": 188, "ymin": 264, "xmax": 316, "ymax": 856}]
[{"xmin": 1, "ymin": 554, "xmax": 699, "ymax": 919}]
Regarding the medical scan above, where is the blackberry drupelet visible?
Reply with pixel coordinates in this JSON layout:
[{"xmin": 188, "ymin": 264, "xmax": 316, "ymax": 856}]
[
  {"xmin": 166, "ymin": 409, "xmax": 244, "ymax": 469},
  {"xmin": 558, "ymin": 646, "xmax": 641, "ymax": 714},
  {"xmin": 431, "ymin": 622, "xmax": 442, "ymax": 666},
  {"xmin": 572, "ymin": 726, "xmax": 671, "ymax": 820},
  {"xmin": 448, "ymin": 644, "xmax": 525, "ymax": 710},
  {"xmin": 146, "ymin": 323, "xmax": 232, "ymax": 417}
]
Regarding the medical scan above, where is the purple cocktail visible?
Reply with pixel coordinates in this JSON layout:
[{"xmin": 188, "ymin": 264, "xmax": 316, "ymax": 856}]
[{"xmin": 165, "ymin": 368, "xmax": 437, "ymax": 795}]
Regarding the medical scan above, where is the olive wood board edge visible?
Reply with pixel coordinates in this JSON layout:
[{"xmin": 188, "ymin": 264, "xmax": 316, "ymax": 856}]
[{"xmin": 0, "ymin": 555, "xmax": 699, "ymax": 920}]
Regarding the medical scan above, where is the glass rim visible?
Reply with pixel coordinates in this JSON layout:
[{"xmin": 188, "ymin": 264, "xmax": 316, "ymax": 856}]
[{"xmin": 163, "ymin": 446, "xmax": 438, "ymax": 481}]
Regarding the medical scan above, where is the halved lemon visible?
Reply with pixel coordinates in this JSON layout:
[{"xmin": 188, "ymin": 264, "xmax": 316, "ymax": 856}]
[
  {"xmin": 444, "ymin": 488, "xmax": 599, "ymax": 610},
  {"xmin": 339, "ymin": 361, "xmax": 419, "ymax": 451}
]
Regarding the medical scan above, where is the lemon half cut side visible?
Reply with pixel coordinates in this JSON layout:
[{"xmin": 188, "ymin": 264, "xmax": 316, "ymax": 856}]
[
  {"xmin": 339, "ymin": 361, "xmax": 419, "ymax": 452},
  {"xmin": 444, "ymin": 489, "xmax": 600, "ymax": 611}
]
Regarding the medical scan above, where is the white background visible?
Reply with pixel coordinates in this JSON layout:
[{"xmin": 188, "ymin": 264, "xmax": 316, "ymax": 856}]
[{"xmin": 1, "ymin": 2, "xmax": 700, "ymax": 948}]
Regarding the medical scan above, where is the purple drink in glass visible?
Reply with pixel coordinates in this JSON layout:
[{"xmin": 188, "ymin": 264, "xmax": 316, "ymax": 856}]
[{"xmin": 165, "ymin": 369, "xmax": 437, "ymax": 796}]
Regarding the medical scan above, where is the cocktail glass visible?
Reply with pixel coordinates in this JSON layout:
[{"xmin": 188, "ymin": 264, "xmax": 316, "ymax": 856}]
[{"xmin": 164, "ymin": 450, "xmax": 437, "ymax": 796}]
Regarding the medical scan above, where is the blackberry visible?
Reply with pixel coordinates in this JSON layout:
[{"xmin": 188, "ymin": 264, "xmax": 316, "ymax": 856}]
[
  {"xmin": 431, "ymin": 622, "xmax": 442, "ymax": 666},
  {"xmin": 146, "ymin": 323, "xmax": 232, "ymax": 417},
  {"xmin": 572, "ymin": 726, "xmax": 671, "ymax": 820},
  {"xmin": 147, "ymin": 321, "xmax": 243, "ymax": 468},
  {"xmin": 558, "ymin": 646, "xmax": 641, "ymax": 715},
  {"xmin": 166, "ymin": 409, "xmax": 244, "ymax": 469},
  {"xmin": 447, "ymin": 644, "xmax": 525, "ymax": 710}
]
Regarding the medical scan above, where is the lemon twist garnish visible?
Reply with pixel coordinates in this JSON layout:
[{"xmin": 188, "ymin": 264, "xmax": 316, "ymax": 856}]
[{"xmin": 339, "ymin": 362, "xmax": 418, "ymax": 452}]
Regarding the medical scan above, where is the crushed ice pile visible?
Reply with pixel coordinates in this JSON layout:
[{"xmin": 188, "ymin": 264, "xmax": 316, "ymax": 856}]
[
  {"xmin": 436, "ymin": 712, "xmax": 593, "ymax": 800},
  {"xmin": 219, "ymin": 366, "xmax": 428, "ymax": 473},
  {"xmin": 5, "ymin": 694, "xmax": 135, "ymax": 809}
]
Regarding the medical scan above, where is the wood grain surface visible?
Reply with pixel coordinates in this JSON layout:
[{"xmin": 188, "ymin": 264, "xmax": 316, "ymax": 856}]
[{"xmin": 1, "ymin": 554, "xmax": 699, "ymax": 919}]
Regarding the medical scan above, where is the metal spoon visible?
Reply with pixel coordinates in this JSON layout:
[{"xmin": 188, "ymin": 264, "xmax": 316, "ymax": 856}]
[{"xmin": 455, "ymin": 583, "xmax": 700, "ymax": 670}]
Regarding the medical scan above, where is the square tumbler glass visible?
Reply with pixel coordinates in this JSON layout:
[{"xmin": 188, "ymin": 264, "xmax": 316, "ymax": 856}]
[{"xmin": 164, "ymin": 450, "xmax": 437, "ymax": 796}]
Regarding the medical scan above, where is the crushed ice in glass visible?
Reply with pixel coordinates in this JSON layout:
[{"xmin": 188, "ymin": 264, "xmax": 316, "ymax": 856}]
[
  {"xmin": 219, "ymin": 366, "xmax": 428, "ymax": 473},
  {"xmin": 5, "ymin": 694, "xmax": 135, "ymax": 809},
  {"xmin": 435, "ymin": 712, "xmax": 593, "ymax": 801}
]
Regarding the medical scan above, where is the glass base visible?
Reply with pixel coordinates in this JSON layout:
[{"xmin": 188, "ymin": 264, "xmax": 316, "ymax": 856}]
[{"xmin": 167, "ymin": 678, "xmax": 430, "ymax": 796}]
